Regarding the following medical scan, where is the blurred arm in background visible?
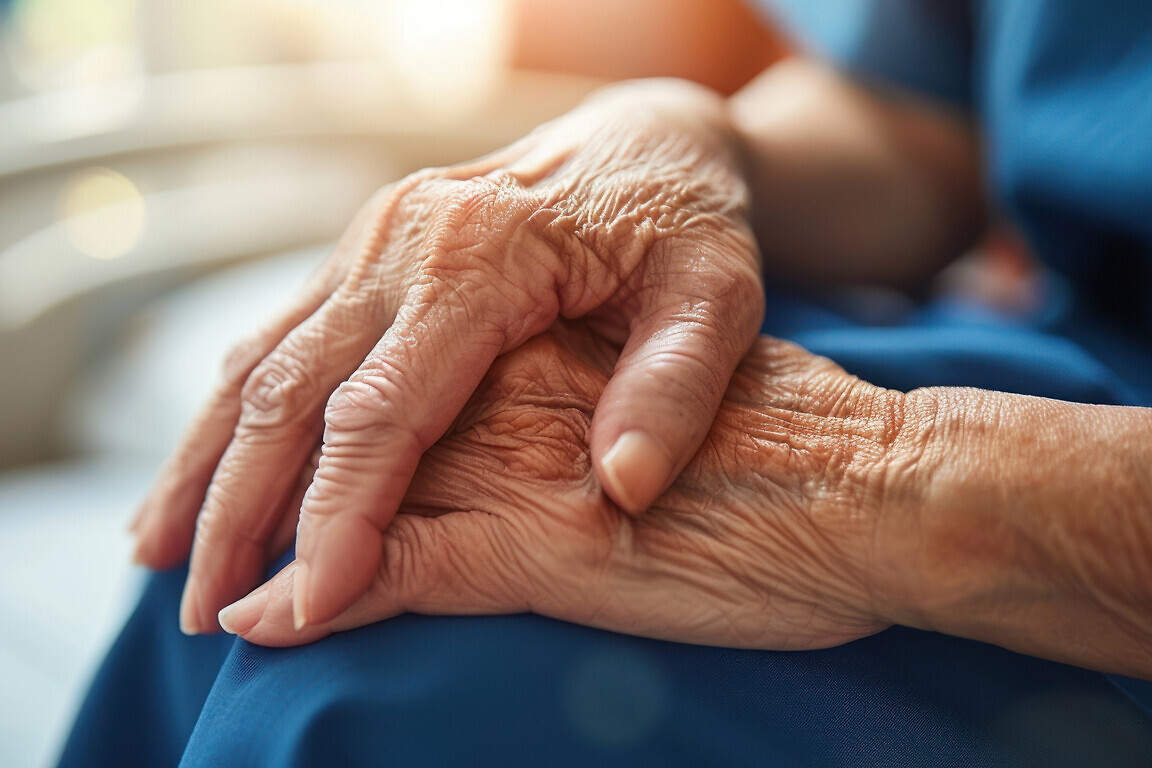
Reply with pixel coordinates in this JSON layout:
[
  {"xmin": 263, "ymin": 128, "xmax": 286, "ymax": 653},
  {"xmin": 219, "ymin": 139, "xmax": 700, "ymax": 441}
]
[
  {"xmin": 510, "ymin": 0, "xmax": 788, "ymax": 94},
  {"xmin": 514, "ymin": 0, "xmax": 984, "ymax": 287}
]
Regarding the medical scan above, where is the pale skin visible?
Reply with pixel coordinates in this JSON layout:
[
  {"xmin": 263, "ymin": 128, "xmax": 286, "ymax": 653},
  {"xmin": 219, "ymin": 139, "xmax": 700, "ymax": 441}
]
[{"xmin": 131, "ymin": 29, "xmax": 1152, "ymax": 673}]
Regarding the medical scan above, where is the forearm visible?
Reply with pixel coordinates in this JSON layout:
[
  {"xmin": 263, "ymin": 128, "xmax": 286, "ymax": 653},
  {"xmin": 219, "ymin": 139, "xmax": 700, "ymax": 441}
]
[
  {"xmin": 510, "ymin": 0, "xmax": 788, "ymax": 95},
  {"xmin": 879, "ymin": 388, "xmax": 1152, "ymax": 677},
  {"xmin": 727, "ymin": 58, "xmax": 985, "ymax": 289}
]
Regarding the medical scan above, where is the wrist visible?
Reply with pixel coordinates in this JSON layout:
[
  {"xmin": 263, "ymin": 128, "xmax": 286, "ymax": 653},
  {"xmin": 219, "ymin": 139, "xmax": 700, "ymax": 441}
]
[
  {"xmin": 728, "ymin": 341, "xmax": 916, "ymax": 635},
  {"xmin": 862, "ymin": 386, "xmax": 998, "ymax": 632},
  {"xmin": 873, "ymin": 386, "xmax": 1152, "ymax": 675}
]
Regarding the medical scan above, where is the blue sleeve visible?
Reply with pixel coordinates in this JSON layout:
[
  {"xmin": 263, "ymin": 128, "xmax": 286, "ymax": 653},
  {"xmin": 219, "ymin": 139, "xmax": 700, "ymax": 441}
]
[{"xmin": 754, "ymin": 0, "xmax": 973, "ymax": 106}]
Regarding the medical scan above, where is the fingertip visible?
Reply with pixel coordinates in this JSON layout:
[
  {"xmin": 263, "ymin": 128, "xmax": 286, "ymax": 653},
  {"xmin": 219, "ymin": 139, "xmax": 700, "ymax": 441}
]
[
  {"xmin": 130, "ymin": 518, "xmax": 160, "ymax": 568},
  {"xmin": 598, "ymin": 429, "xmax": 674, "ymax": 515},
  {"xmin": 292, "ymin": 560, "xmax": 311, "ymax": 631},
  {"xmin": 219, "ymin": 582, "xmax": 271, "ymax": 636},
  {"xmin": 291, "ymin": 519, "xmax": 384, "ymax": 627},
  {"xmin": 130, "ymin": 514, "xmax": 186, "ymax": 571},
  {"xmin": 222, "ymin": 561, "xmax": 330, "ymax": 646},
  {"xmin": 179, "ymin": 578, "xmax": 202, "ymax": 636}
]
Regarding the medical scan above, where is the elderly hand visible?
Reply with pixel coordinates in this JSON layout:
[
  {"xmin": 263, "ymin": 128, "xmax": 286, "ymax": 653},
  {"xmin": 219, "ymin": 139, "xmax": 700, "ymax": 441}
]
[
  {"xmin": 131, "ymin": 79, "xmax": 765, "ymax": 634},
  {"xmin": 215, "ymin": 321, "xmax": 908, "ymax": 649}
]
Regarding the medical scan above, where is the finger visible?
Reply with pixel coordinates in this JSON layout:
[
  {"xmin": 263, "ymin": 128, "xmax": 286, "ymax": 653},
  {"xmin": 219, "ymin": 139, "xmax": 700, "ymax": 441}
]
[
  {"xmin": 266, "ymin": 443, "xmax": 324, "ymax": 560},
  {"xmin": 131, "ymin": 182, "xmax": 403, "ymax": 566},
  {"xmin": 132, "ymin": 255, "xmax": 347, "ymax": 570},
  {"xmin": 293, "ymin": 251, "xmax": 559, "ymax": 629},
  {"xmin": 590, "ymin": 257, "xmax": 764, "ymax": 514},
  {"xmin": 173, "ymin": 176, "xmax": 446, "ymax": 632},
  {"xmin": 178, "ymin": 275, "xmax": 401, "ymax": 634},
  {"xmin": 219, "ymin": 511, "xmax": 527, "ymax": 647}
]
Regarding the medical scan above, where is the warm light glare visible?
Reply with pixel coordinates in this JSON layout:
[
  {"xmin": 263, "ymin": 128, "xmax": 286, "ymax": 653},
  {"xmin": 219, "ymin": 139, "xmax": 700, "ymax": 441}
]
[
  {"xmin": 58, "ymin": 168, "xmax": 147, "ymax": 260},
  {"xmin": 11, "ymin": 0, "xmax": 141, "ymax": 91},
  {"xmin": 385, "ymin": 0, "xmax": 511, "ymax": 115}
]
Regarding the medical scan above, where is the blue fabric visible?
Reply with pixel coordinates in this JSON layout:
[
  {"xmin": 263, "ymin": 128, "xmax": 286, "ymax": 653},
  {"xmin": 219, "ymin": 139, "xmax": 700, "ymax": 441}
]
[
  {"xmin": 979, "ymin": 2, "xmax": 1152, "ymax": 335},
  {"xmin": 55, "ymin": 569, "xmax": 232, "ymax": 768},
  {"xmin": 763, "ymin": 0, "xmax": 1152, "ymax": 336},
  {"xmin": 57, "ymin": 556, "xmax": 1152, "ymax": 768},
  {"xmin": 59, "ymin": 3, "xmax": 1152, "ymax": 765},
  {"xmin": 766, "ymin": 0, "xmax": 973, "ymax": 105}
]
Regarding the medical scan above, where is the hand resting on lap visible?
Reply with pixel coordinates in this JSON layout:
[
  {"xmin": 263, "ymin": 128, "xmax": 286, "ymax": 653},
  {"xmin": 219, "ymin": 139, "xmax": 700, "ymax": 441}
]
[
  {"xmin": 218, "ymin": 321, "xmax": 906, "ymax": 649},
  {"xmin": 130, "ymin": 80, "xmax": 765, "ymax": 635},
  {"xmin": 218, "ymin": 320, "xmax": 1152, "ymax": 680}
]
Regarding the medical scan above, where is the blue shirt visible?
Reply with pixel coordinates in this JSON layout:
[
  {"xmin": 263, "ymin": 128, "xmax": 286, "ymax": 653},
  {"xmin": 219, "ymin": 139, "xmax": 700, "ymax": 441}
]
[{"xmin": 763, "ymin": 0, "xmax": 1152, "ymax": 336}]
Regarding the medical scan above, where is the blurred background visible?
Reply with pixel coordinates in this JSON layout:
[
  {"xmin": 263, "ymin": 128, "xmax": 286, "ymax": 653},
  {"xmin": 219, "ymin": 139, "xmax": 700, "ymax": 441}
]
[{"xmin": 0, "ymin": 1, "xmax": 785, "ymax": 765}]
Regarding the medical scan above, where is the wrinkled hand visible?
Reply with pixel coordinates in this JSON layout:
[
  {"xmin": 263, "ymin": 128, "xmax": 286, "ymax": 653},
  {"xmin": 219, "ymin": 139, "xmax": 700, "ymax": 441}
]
[
  {"xmin": 131, "ymin": 80, "xmax": 765, "ymax": 634},
  {"xmin": 216, "ymin": 321, "xmax": 904, "ymax": 649}
]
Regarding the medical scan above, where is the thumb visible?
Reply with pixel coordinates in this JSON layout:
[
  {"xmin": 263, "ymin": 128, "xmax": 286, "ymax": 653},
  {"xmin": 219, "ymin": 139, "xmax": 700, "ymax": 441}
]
[
  {"xmin": 218, "ymin": 512, "xmax": 528, "ymax": 647},
  {"xmin": 591, "ymin": 281, "xmax": 763, "ymax": 514}
]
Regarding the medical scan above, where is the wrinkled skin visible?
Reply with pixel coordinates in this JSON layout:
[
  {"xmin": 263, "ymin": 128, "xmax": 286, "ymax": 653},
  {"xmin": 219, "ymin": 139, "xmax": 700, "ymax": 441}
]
[
  {"xmin": 219, "ymin": 321, "xmax": 907, "ymax": 649},
  {"xmin": 131, "ymin": 81, "xmax": 766, "ymax": 634}
]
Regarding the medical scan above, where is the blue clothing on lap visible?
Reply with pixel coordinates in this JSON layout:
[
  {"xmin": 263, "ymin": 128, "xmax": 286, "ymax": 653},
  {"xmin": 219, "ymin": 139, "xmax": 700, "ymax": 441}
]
[
  {"xmin": 59, "ymin": 560, "xmax": 1152, "ymax": 768},
  {"xmin": 59, "ymin": 1, "xmax": 1152, "ymax": 765}
]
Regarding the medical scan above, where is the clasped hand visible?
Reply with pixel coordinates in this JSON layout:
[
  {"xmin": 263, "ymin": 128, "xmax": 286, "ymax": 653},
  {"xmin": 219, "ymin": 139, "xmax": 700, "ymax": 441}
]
[
  {"xmin": 131, "ymin": 80, "xmax": 766, "ymax": 635},
  {"xmin": 216, "ymin": 321, "xmax": 903, "ymax": 649}
]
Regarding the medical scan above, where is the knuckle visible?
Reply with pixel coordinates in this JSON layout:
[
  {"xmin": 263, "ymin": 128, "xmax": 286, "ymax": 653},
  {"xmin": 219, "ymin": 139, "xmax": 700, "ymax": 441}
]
[
  {"xmin": 323, "ymin": 378, "xmax": 397, "ymax": 436},
  {"xmin": 687, "ymin": 260, "xmax": 763, "ymax": 325},
  {"xmin": 423, "ymin": 178, "xmax": 535, "ymax": 272},
  {"xmin": 654, "ymin": 295, "xmax": 758, "ymax": 373},
  {"xmin": 343, "ymin": 170, "xmax": 531, "ymax": 298},
  {"xmin": 341, "ymin": 170, "xmax": 445, "ymax": 283},
  {"xmin": 323, "ymin": 360, "xmax": 433, "ymax": 448},
  {"xmin": 239, "ymin": 354, "xmax": 316, "ymax": 432},
  {"xmin": 428, "ymin": 183, "xmax": 500, "ymax": 263},
  {"xmin": 405, "ymin": 166, "xmax": 447, "ymax": 187},
  {"xmin": 482, "ymin": 169, "xmax": 526, "ymax": 189},
  {"xmin": 379, "ymin": 168, "xmax": 443, "ymax": 213}
]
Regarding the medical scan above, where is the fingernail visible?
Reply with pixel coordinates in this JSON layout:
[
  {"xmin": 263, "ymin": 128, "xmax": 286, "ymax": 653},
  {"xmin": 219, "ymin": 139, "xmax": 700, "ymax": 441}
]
[
  {"xmin": 599, "ymin": 430, "xmax": 673, "ymax": 514},
  {"xmin": 179, "ymin": 577, "xmax": 202, "ymax": 636},
  {"xmin": 293, "ymin": 561, "xmax": 311, "ymax": 631},
  {"xmin": 219, "ymin": 583, "xmax": 271, "ymax": 636}
]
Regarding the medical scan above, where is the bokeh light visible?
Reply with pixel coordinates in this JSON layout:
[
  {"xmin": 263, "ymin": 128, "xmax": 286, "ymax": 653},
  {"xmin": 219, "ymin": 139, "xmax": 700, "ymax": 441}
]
[
  {"xmin": 57, "ymin": 167, "xmax": 146, "ymax": 260},
  {"xmin": 384, "ymin": 0, "xmax": 512, "ymax": 116},
  {"xmin": 564, "ymin": 649, "xmax": 667, "ymax": 747}
]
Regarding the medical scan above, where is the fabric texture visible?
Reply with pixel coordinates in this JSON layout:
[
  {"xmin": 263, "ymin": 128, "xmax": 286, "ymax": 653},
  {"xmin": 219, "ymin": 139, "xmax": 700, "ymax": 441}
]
[
  {"xmin": 57, "ymin": 539, "xmax": 1152, "ymax": 767},
  {"xmin": 60, "ymin": 1, "xmax": 1152, "ymax": 765}
]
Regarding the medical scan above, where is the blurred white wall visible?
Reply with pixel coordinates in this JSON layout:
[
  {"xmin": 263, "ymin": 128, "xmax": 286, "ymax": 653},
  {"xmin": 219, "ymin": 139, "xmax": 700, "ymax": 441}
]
[{"xmin": 0, "ymin": 0, "xmax": 600, "ymax": 469}]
